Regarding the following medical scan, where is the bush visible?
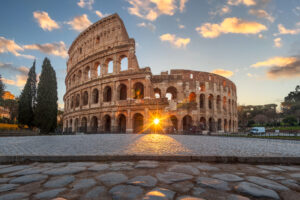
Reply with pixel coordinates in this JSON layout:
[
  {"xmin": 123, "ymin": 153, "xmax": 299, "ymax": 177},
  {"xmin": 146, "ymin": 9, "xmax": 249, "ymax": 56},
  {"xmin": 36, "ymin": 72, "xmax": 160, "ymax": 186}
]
[{"xmin": 283, "ymin": 116, "xmax": 298, "ymax": 126}]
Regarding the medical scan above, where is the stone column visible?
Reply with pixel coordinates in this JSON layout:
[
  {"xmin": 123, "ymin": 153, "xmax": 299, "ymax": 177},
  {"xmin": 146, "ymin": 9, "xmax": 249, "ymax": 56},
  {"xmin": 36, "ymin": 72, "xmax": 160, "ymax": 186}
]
[
  {"xmin": 126, "ymin": 109, "xmax": 133, "ymax": 133},
  {"xmin": 128, "ymin": 79, "xmax": 132, "ymax": 100}
]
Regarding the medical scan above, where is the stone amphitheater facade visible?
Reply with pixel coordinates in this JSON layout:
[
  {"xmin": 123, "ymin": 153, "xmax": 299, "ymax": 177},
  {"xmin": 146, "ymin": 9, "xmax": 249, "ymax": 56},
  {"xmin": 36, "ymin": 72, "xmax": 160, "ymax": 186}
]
[{"xmin": 63, "ymin": 14, "xmax": 238, "ymax": 134}]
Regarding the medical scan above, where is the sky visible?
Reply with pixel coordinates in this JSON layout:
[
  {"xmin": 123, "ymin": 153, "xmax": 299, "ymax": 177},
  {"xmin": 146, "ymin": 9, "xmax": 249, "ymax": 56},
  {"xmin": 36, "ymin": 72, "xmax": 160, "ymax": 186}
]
[{"xmin": 0, "ymin": 0, "xmax": 300, "ymax": 109}]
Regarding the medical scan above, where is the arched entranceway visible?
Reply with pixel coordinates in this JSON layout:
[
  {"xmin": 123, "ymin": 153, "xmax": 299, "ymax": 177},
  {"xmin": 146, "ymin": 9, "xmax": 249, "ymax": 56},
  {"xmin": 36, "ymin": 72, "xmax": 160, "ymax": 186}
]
[
  {"xmin": 209, "ymin": 118, "xmax": 215, "ymax": 132},
  {"xmin": 182, "ymin": 115, "xmax": 193, "ymax": 132},
  {"xmin": 104, "ymin": 115, "xmax": 111, "ymax": 132},
  {"xmin": 133, "ymin": 82, "xmax": 144, "ymax": 99},
  {"xmin": 200, "ymin": 117, "xmax": 206, "ymax": 130},
  {"xmin": 118, "ymin": 84, "xmax": 127, "ymax": 100},
  {"xmin": 166, "ymin": 86, "xmax": 177, "ymax": 100},
  {"xmin": 91, "ymin": 116, "xmax": 98, "ymax": 133},
  {"xmin": 81, "ymin": 117, "xmax": 87, "ymax": 133},
  {"xmin": 218, "ymin": 119, "xmax": 222, "ymax": 131},
  {"xmin": 118, "ymin": 114, "xmax": 126, "ymax": 133},
  {"xmin": 169, "ymin": 115, "xmax": 178, "ymax": 133},
  {"xmin": 133, "ymin": 113, "xmax": 143, "ymax": 133},
  {"xmin": 224, "ymin": 119, "xmax": 228, "ymax": 132},
  {"xmin": 103, "ymin": 86, "xmax": 112, "ymax": 102}
]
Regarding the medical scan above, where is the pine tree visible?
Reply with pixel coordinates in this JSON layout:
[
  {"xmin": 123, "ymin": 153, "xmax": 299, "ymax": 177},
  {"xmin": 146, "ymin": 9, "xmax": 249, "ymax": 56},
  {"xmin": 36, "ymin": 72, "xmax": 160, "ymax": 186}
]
[
  {"xmin": 35, "ymin": 58, "xmax": 58, "ymax": 134},
  {"xmin": 18, "ymin": 61, "xmax": 36, "ymax": 127}
]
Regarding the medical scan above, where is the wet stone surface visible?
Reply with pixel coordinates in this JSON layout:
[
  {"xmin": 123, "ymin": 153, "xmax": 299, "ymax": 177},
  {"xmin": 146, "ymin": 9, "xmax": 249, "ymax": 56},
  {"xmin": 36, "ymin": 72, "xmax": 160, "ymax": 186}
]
[{"xmin": 0, "ymin": 161, "xmax": 299, "ymax": 199}]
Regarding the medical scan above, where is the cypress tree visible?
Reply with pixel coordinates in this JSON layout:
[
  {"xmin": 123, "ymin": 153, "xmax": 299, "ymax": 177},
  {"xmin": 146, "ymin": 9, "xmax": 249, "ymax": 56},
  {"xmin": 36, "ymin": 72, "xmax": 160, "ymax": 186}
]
[
  {"xmin": 35, "ymin": 58, "xmax": 58, "ymax": 134},
  {"xmin": 18, "ymin": 61, "xmax": 36, "ymax": 127}
]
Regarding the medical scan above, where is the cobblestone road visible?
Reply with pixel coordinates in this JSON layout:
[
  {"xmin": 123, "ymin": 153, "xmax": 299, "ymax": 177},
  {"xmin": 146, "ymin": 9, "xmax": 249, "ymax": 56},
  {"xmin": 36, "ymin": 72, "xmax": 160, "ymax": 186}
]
[
  {"xmin": 0, "ymin": 134, "xmax": 299, "ymax": 157},
  {"xmin": 0, "ymin": 161, "xmax": 299, "ymax": 199}
]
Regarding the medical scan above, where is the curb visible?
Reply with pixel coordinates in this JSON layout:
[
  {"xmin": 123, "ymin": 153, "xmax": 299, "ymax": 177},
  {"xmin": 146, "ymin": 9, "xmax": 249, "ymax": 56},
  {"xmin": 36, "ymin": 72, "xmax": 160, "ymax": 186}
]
[{"xmin": 0, "ymin": 155, "xmax": 299, "ymax": 164}]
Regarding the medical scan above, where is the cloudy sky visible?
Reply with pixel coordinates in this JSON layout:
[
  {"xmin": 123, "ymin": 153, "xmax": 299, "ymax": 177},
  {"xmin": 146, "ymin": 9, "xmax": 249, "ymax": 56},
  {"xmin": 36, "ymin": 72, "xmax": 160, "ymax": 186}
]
[{"xmin": 0, "ymin": 0, "xmax": 300, "ymax": 109}]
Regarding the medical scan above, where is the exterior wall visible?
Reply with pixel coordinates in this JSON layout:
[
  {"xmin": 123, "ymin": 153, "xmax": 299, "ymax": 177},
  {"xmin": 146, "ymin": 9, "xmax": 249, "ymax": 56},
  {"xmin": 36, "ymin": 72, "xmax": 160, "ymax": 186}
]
[{"xmin": 63, "ymin": 14, "xmax": 238, "ymax": 134}]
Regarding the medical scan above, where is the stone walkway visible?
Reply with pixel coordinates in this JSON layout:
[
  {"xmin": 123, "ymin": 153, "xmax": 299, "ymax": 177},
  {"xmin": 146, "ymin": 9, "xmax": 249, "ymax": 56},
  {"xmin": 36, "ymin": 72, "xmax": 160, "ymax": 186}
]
[
  {"xmin": 0, "ymin": 161, "xmax": 299, "ymax": 200},
  {"xmin": 0, "ymin": 134, "xmax": 299, "ymax": 158}
]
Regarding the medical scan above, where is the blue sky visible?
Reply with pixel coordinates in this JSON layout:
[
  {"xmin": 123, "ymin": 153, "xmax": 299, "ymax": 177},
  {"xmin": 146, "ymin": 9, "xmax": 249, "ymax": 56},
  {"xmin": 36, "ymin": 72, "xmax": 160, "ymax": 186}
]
[{"xmin": 0, "ymin": 0, "xmax": 300, "ymax": 109}]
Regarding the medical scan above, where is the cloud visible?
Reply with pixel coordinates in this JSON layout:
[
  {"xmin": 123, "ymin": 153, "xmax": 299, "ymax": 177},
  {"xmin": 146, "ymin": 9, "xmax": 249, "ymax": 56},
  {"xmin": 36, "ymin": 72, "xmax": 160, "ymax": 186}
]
[
  {"xmin": 266, "ymin": 57, "xmax": 300, "ymax": 79},
  {"xmin": 179, "ymin": 0, "xmax": 188, "ymax": 12},
  {"xmin": 33, "ymin": 11, "xmax": 60, "ymax": 31},
  {"xmin": 227, "ymin": 0, "xmax": 256, "ymax": 6},
  {"xmin": 251, "ymin": 56, "xmax": 297, "ymax": 68},
  {"xmin": 137, "ymin": 22, "xmax": 156, "ymax": 31},
  {"xmin": 211, "ymin": 69, "xmax": 234, "ymax": 77},
  {"xmin": 0, "ymin": 62, "xmax": 29, "ymax": 76},
  {"xmin": 248, "ymin": 9, "xmax": 274, "ymax": 22},
  {"xmin": 23, "ymin": 41, "xmax": 68, "ymax": 58},
  {"xmin": 258, "ymin": 34, "xmax": 263, "ymax": 38},
  {"xmin": 210, "ymin": 5, "xmax": 231, "ymax": 16},
  {"xmin": 0, "ymin": 37, "xmax": 34, "ymax": 59},
  {"xmin": 178, "ymin": 24, "xmax": 185, "ymax": 29},
  {"xmin": 160, "ymin": 33, "xmax": 190, "ymax": 48},
  {"xmin": 273, "ymin": 37, "xmax": 282, "ymax": 48},
  {"xmin": 77, "ymin": 0, "xmax": 94, "ymax": 10},
  {"xmin": 95, "ymin": 10, "xmax": 109, "ymax": 18},
  {"xmin": 2, "ymin": 75, "xmax": 27, "ymax": 87},
  {"xmin": 127, "ymin": 0, "xmax": 178, "ymax": 21},
  {"xmin": 276, "ymin": 24, "xmax": 300, "ymax": 35},
  {"xmin": 247, "ymin": 73, "xmax": 253, "ymax": 77},
  {"xmin": 67, "ymin": 14, "xmax": 92, "ymax": 32},
  {"xmin": 196, "ymin": 17, "xmax": 267, "ymax": 38}
]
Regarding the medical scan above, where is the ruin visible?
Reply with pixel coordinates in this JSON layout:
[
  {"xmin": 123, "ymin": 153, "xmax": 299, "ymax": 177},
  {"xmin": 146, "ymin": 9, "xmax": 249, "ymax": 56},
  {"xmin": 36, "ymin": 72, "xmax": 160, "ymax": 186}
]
[{"xmin": 63, "ymin": 14, "xmax": 238, "ymax": 134}]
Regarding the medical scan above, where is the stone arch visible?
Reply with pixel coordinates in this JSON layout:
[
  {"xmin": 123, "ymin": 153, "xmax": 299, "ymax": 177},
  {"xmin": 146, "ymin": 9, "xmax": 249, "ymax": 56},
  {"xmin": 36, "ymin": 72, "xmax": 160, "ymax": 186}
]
[
  {"xmin": 200, "ymin": 83, "xmax": 206, "ymax": 92},
  {"xmin": 169, "ymin": 115, "xmax": 178, "ymax": 132},
  {"xmin": 120, "ymin": 56, "xmax": 128, "ymax": 71},
  {"xmin": 182, "ymin": 115, "xmax": 192, "ymax": 132},
  {"xmin": 94, "ymin": 61, "xmax": 101, "ymax": 77},
  {"xmin": 77, "ymin": 70, "xmax": 82, "ymax": 84},
  {"xmin": 103, "ymin": 86, "xmax": 112, "ymax": 102},
  {"xmin": 133, "ymin": 113, "xmax": 144, "ymax": 133},
  {"xmin": 133, "ymin": 82, "xmax": 144, "ymax": 99},
  {"xmin": 223, "ymin": 96, "xmax": 227, "ymax": 111},
  {"xmin": 71, "ymin": 96, "xmax": 74, "ymax": 109},
  {"xmin": 118, "ymin": 84, "xmax": 127, "ymax": 100},
  {"xmin": 200, "ymin": 94, "xmax": 205, "ymax": 109},
  {"xmin": 224, "ymin": 119, "xmax": 228, "ymax": 132},
  {"xmin": 82, "ymin": 91, "xmax": 88, "ymax": 106},
  {"xmin": 69, "ymin": 119, "xmax": 73, "ymax": 132},
  {"xmin": 218, "ymin": 119, "xmax": 222, "ymax": 131},
  {"xmin": 72, "ymin": 74, "xmax": 76, "ymax": 86},
  {"xmin": 103, "ymin": 115, "xmax": 111, "ymax": 132},
  {"xmin": 84, "ymin": 66, "xmax": 91, "ymax": 79},
  {"xmin": 92, "ymin": 88, "xmax": 99, "ymax": 104},
  {"xmin": 208, "ymin": 94, "xmax": 214, "ymax": 109},
  {"xmin": 189, "ymin": 92, "xmax": 196, "ymax": 102},
  {"xmin": 209, "ymin": 117, "xmax": 215, "ymax": 132},
  {"xmin": 166, "ymin": 86, "xmax": 177, "ymax": 100},
  {"xmin": 118, "ymin": 114, "xmax": 126, "ymax": 133},
  {"xmin": 200, "ymin": 117, "xmax": 206, "ymax": 130},
  {"xmin": 217, "ymin": 95, "xmax": 221, "ymax": 110},
  {"xmin": 81, "ymin": 117, "xmax": 87, "ymax": 133},
  {"xmin": 229, "ymin": 119, "xmax": 232, "ymax": 132},
  {"xmin": 154, "ymin": 88, "xmax": 161, "ymax": 98},
  {"xmin": 76, "ymin": 94, "xmax": 80, "ymax": 107},
  {"xmin": 106, "ymin": 58, "xmax": 113, "ymax": 74},
  {"xmin": 91, "ymin": 116, "xmax": 98, "ymax": 132}
]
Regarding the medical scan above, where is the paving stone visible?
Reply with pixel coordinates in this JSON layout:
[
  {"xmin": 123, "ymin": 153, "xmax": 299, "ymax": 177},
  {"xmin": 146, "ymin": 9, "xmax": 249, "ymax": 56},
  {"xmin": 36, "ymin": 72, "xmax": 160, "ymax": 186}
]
[
  {"xmin": 289, "ymin": 173, "xmax": 300, "ymax": 179},
  {"xmin": 192, "ymin": 187, "xmax": 206, "ymax": 196},
  {"xmin": 88, "ymin": 164, "xmax": 109, "ymax": 171},
  {"xmin": 212, "ymin": 173, "xmax": 244, "ymax": 182},
  {"xmin": 171, "ymin": 181, "xmax": 194, "ymax": 193},
  {"xmin": 196, "ymin": 164, "xmax": 219, "ymax": 171},
  {"xmin": 234, "ymin": 181, "xmax": 279, "ymax": 200},
  {"xmin": 143, "ymin": 187, "xmax": 175, "ymax": 200},
  {"xmin": 97, "ymin": 172, "xmax": 128, "ymax": 186},
  {"xmin": 72, "ymin": 178, "xmax": 96, "ymax": 190},
  {"xmin": 110, "ymin": 162, "xmax": 134, "ymax": 171},
  {"xmin": 35, "ymin": 188, "xmax": 66, "ymax": 199},
  {"xmin": 280, "ymin": 179, "xmax": 300, "ymax": 189},
  {"xmin": 266, "ymin": 174, "xmax": 286, "ymax": 180},
  {"xmin": 176, "ymin": 196, "xmax": 205, "ymax": 200},
  {"xmin": 44, "ymin": 176, "xmax": 75, "ymax": 188},
  {"xmin": 0, "ymin": 165, "xmax": 30, "ymax": 174},
  {"xmin": 0, "ymin": 192, "xmax": 29, "ymax": 200},
  {"xmin": 109, "ymin": 185, "xmax": 144, "ymax": 200},
  {"xmin": 0, "ymin": 184, "xmax": 19, "ymax": 192},
  {"xmin": 8, "ymin": 167, "xmax": 48, "ymax": 176},
  {"xmin": 43, "ymin": 166, "xmax": 85, "ymax": 175},
  {"xmin": 0, "ymin": 178, "xmax": 10, "ymax": 183},
  {"xmin": 277, "ymin": 166, "xmax": 300, "ymax": 171},
  {"xmin": 10, "ymin": 174, "xmax": 48, "ymax": 184},
  {"xmin": 135, "ymin": 160, "xmax": 159, "ymax": 169},
  {"xmin": 84, "ymin": 186, "xmax": 107, "ymax": 199},
  {"xmin": 280, "ymin": 190, "xmax": 300, "ymax": 200},
  {"xmin": 66, "ymin": 162, "xmax": 95, "ymax": 168},
  {"xmin": 0, "ymin": 165, "xmax": 12, "ymax": 169},
  {"xmin": 127, "ymin": 175, "xmax": 157, "ymax": 187},
  {"xmin": 156, "ymin": 172, "xmax": 193, "ymax": 184},
  {"xmin": 168, "ymin": 164, "xmax": 200, "ymax": 175},
  {"xmin": 257, "ymin": 165, "xmax": 285, "ymax": 172},
  {"xmin": 227, "ymin": 194, "xmax": 250, "ymax": 200},
  {"xmin": 197, "ymin": 177, "xmax": 230, "ymax": 191},
  {"xmin": 246, "ymin": 176, "xmax": 289, "ymax": 190}
]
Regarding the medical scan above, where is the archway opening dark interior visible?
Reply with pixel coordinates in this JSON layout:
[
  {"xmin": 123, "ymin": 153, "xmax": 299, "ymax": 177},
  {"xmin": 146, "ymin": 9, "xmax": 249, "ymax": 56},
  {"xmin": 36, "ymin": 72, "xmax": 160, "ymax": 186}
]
[
  {"xmin": 183, "ymin": 115, "xmax": 192, "ymax": 132},
  {"xmin": 133, "ymin": 113, "xmax": 143, "ymax": 133},
  {"xmin": 104, "ymin": 115, "xmax": 111, "ymax": 132},
  {"xmin": 118, "ymin": 114, "xmax": 126, "ymax": 133}
]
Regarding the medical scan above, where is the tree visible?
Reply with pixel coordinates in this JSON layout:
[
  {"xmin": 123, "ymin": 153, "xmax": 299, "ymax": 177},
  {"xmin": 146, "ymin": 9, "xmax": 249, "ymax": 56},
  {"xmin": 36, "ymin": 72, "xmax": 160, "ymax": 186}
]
[
  {"xmin": 0, "ymin": 74, "xmax": 5, "ymax": 101},
  {"xmin": 283, "ymin": 116, "xmax": 297, "ymax": 126},
  {"xmin": 18, "ymin": 61, "xmax": 37, "ymax": 128},
  {"xmin": 35, "ymin": 58, "xmax": 58, "ymax": 134},
  {"xmin": 281, "ymin": 85, "xmax": 300, "ymax": 123}
]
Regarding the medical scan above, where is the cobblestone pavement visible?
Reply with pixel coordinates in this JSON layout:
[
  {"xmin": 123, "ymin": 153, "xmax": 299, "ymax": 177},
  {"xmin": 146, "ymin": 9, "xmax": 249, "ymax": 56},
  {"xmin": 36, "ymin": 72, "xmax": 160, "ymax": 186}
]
[
  {"xmin": 0, "ymin": 134, "xmax": 299, "ymax": 157},
  {"xmin": 0, "ymin": 161, "xmax": 299, "ymax": 200}
]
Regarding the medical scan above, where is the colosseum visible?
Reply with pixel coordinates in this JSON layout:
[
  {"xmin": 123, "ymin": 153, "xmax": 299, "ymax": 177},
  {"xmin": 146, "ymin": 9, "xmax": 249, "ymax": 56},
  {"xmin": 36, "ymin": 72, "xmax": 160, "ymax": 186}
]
[{"xmin": 63, "ymin": 14, "xmax": 238, "ymax": 134}]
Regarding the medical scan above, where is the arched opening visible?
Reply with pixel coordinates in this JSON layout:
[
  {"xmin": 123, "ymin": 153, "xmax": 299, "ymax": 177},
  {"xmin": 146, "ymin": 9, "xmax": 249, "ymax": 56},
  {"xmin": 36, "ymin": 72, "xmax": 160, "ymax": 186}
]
[
  {"xmin": 84, "ymin": 66, "xmax": 91, "ymax": 79},
  {"xmin": 75, "ymin": 94, "xmax": 80, "ymax": 107},
  {"xmin": 208, "ymin": 94, "xmax": 214, "ymax": 109},
  {"xmin": 224, "ymin": 119, "xmax": 228, "ymax": 132},
  {"xmin": 107, "ymin": 60, "xmax": 113, "ymax": 73},
  {"xmin": 154, "ymin": 88, "xmax": 161, "ymax": 98},
  {"xmin": 91, "ymin": 116, "xmax": 98, "ymax": 133},
  {"xmin": 72, "ymin": 74, "xmax": 76, "ymax": 86},
  {"xmin": 83, "ymin": 91, "xmax": 88, "ymax": 106},
  {"xmin": 75, "ymin": 118, "xmax": 79, "ymax": 132},
  {"xmin": 71, "ymin": 96, "xmax": 74, "ymax": 109},
  {"xmin": 133, "ymin": 113, "xmax": 143, "ymax": 133},
  {"xmin": 218, "ymin": 119, "xmax": 222, "ymax": 131},
  {"xmin": 200, "ymin": 117, "xmax": 206, "ymax": 130},
  {"xmin": 200, "ymin": 94, "xmax": 205, "ymax": 109},
  {"xmin": 69, "ymin": 119, "xmax": 73, "ymax": 133},
  {"xmin": 96, "ymin": 62, "xmax": 101, "ymax": 76},
  {"xmin": 133, "ymin": 82, "xmax": 144, "ymax": 99},
  {"xmin": 217, "ymin": 95, "xmax": 221, "ymax": 110},
  {"xmin": 209, "ymin": 118, "xmax": 215, "ymax": 132},
  {"xmin": 103, "ymin": 86, "xmax": 112, "ymax": 102},
  {"xmin": 92, "ymin": 89, "xmax": 99, "ymax": 104},
  {"xmin": 228, "ymin": 99, "xmax": 231, "ymax": 112},
  {"xmin": 81, "ymin": 117, "xmax": 87, "ymax": 133},
  {"xmin": 223, "ymin": 96, "xmax": 227, "ymax": 111},
  {"xmin": 182, "ymin": 115, "xmax": 192, "ymax": 132},
  {"xmin": 77, "ymin": 70, "xmax": 82, "ymax": 84},
  {"xmin": 118, "ymin": 84, "xmax": 127, "ymax": 100},
  {"xmin": 120, "ymin": 57, "xmax": 128, "ymax": 71},
  {"xmin": 200, "ymin": 83, "xmax": 205, "ymax": 92},
  {"xmin": 104, "ymin": 115, "xmax": 111, "ymax": 132},
  {"xmin": 166, "ymin": 86, "xmax": 177, "ymax": 100},
  {"xmin": 169, "ymin": 115, "xmax": 178, "ymax": 133},
  {"xmin": 229, "ymin": 119, "xmax": 232, "ymax": 132},
  {"xmin": 118, "ymin": 114, "xmax": 126, "ymax": 133},
  {"xmin": 189, "ymin": 92, "xmax": 196, "ymax": 102}
]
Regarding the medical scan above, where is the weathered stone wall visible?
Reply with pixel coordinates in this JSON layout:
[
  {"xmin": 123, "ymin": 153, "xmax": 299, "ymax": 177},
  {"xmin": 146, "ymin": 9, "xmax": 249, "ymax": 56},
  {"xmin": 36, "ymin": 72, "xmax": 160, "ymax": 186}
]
[{"xmin": 63, "ymin": 14, "xmax": 238, "ymax": 134}]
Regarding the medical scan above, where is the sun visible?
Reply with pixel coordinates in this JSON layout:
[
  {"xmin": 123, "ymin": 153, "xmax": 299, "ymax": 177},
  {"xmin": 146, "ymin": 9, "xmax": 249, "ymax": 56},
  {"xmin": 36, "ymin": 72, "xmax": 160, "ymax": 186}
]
[{"xmin": 153, "ymin": 118, "xmax": 160, "ymax": 125}]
